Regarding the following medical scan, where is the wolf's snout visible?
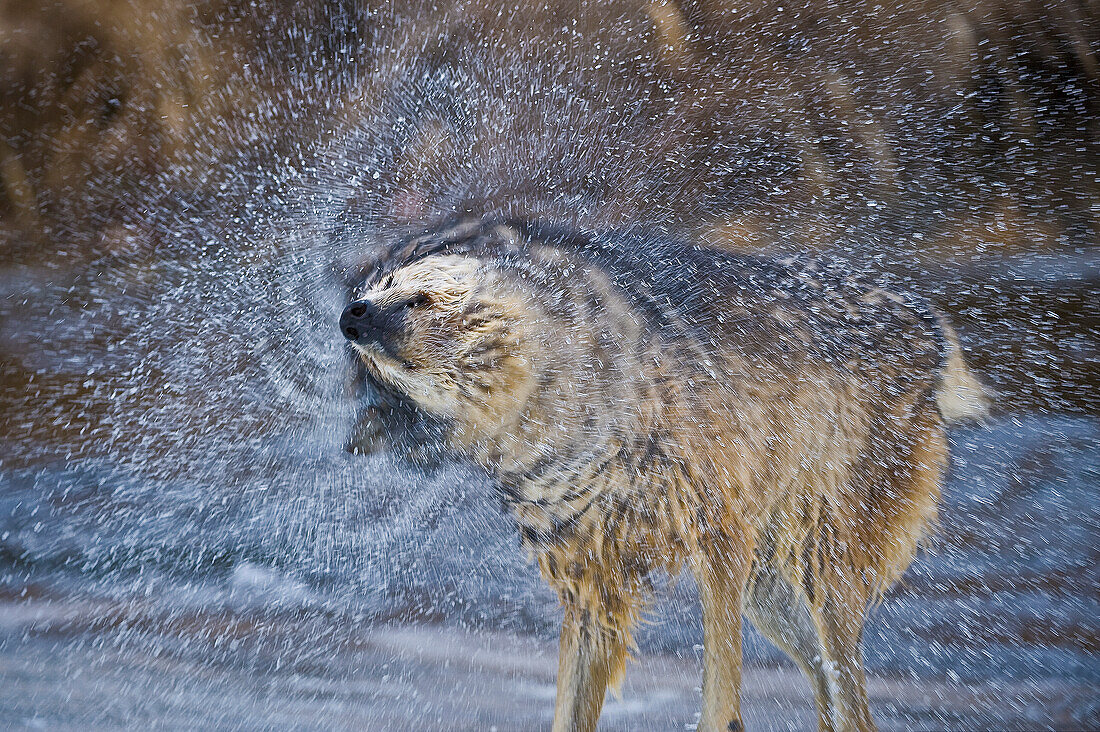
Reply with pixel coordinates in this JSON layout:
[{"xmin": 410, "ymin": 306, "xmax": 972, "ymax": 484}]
[{"xmin": 340, "ymin": 300, "xmax": 382, "ymax": 342}]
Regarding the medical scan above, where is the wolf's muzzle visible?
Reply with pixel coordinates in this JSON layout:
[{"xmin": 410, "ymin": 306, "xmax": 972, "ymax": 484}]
[{"xmin": 340, "ymin": 300, "xmax": 385, "ymax": 343}]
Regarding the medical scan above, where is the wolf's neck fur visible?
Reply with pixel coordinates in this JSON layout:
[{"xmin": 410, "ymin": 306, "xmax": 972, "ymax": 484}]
[{"xmin": 445, "ymin": 248, "xmax": 694, "ymax": 555}]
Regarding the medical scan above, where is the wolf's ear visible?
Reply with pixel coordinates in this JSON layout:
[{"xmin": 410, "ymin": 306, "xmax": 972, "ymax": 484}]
[
  {"xmin": 342, "ymin": 372, "xmax": 452, "ymax": 467},
  {"xmin": 344, "ymin": 360, "xmax": 391, "ymax": 456},
  {"xmin": 345, "ymin": 404, "xmax": 390, "ymax": 456}
]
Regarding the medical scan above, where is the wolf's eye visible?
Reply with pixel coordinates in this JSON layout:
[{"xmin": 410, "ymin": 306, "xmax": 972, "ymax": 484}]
[{"xmin": 405, "ymin": 293, "xmax": 430, "ymax": 309}]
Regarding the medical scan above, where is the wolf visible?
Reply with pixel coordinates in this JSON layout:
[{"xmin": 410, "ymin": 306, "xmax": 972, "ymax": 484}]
[{"xmin": 339, "ymin": 218, "xmax": 988, "ymax": 732}]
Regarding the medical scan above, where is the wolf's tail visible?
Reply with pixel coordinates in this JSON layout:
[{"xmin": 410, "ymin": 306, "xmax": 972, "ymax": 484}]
[{"xmin": 933, "ymin": 315, "xmax": 991, "ymax": 423}]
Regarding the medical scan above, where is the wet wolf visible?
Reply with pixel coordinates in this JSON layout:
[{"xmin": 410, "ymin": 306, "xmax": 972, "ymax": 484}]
[{"xmin": 339, "ymin": 218, "xmax": 988, "ymax": 732}]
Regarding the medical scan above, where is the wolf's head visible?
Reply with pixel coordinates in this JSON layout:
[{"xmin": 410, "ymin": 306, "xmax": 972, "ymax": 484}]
[{"xmin": 341, "ymin": 251, "xmax": 548, "ymax": 446}]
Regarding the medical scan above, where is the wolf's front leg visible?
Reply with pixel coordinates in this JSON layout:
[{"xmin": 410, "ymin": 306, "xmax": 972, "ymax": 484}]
[
  {"xmin": 694, "ymin": 529, "xmax": 755, "ymax": 732},
  {"xmin": 551, "ymin": 602, "xmax": 629, "ymax": 732}
]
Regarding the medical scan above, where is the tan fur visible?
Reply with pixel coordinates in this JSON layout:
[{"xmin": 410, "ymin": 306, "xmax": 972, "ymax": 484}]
[
  {"xmin": 935, "ymin": 319, "xmax": 992, "ymax": 423},
  {"xmin": 347, "ymin": 220, "xmax": 988, "ymax": 731}
]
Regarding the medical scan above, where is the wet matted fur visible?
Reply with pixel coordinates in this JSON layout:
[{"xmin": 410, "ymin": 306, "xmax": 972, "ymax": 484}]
[{"xmin": 341, "ymin": 219, "xmax": 988, "ymax": 732}]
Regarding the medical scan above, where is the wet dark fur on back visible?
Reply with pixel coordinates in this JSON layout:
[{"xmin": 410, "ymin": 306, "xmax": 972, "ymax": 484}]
[{"xmin": 341, "ymin": 218, "xmax": 987, "ymax": 732}]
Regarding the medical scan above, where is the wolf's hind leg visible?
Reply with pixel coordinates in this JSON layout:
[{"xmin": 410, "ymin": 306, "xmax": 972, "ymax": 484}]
[
  {"xmin": 808, "ymin": 584, "xmax": 876, "ymax": 732},
  {"xmin": 744, "ymin": 559, "xmax": 839, "ymax": 732}
]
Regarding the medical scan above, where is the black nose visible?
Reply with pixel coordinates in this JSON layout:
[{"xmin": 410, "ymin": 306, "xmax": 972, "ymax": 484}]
[{"xmin": 340, "ymin": 300, "xmax": 382, "ymax": 342}]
